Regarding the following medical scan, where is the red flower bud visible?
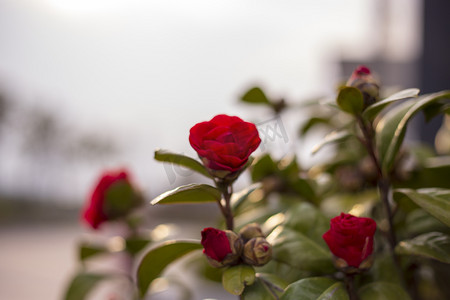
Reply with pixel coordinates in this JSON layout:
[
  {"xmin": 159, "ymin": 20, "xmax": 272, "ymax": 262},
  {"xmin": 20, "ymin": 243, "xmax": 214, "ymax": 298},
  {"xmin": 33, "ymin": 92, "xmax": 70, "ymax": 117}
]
[
  {"xmin": 201, "ymin": 227, "xmax": 243, "ymax": 268},
  {"xmin": 189, "ymin": 115, "xmax": 261, "ymax": 177},
  {"xmin": 322, "ymin": 213, "xmax": 376, "ymax": 269},
  {"xmin": 81, "ymin": 169, "xmax": 140, "ymax": 230},
  {"xmin": 346, "ymin": 65, "xmax": 380, "ymax": 108}
]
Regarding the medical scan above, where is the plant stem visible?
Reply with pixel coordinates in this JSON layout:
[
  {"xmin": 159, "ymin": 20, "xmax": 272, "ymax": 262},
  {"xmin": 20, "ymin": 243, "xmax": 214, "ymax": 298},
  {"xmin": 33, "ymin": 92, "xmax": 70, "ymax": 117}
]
[
  {"xmin": 215, "ymin": 180, "xmax": 234, "ymax": 231},
  {"xmin": 345, "ymin": 274, "xmax": 359, "ymax": 300},
  {"xmin": 356, "ymin": 115, "xmax": 402, "ymax": 275},
  {"xmin": 223, "ymin": 184, "xmax": 234, "ymax": 231}
]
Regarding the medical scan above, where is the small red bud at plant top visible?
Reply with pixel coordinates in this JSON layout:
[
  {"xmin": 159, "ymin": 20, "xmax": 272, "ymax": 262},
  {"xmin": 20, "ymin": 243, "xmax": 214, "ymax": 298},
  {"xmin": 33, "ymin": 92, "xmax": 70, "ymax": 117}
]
[
  {"xmin": 81, "ymin": 169, "xmax": 140, "ymax": 230},
  {"xmin": 189, "ymin": 114, "xmax": 261, "ymax": 177},
  {"xmin": 346, "ymin": 65, "xmax": 380, "ymax": 108},
  {"xmin": 322, "ymin": 213, "xmax": 376, "ymax": 269},
  {"xmin": 201, "ymin": 227, "xmax": 243, "ymax": 268}
]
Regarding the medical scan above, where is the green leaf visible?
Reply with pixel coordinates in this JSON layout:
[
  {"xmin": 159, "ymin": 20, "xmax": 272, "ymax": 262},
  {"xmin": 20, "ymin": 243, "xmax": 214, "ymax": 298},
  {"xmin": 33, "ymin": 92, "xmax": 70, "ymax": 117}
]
[
  {"xmin": 126, "ymin": 237, "xmax": 151, "ymax": 256},
  {"xmin": 79, "ymin": 243, "xmax": 107, "ymax": 261},
  {"xmin": 393, "ymin": 188, "xmax": 450, "ymax": 227},
  {"xmin": 283, "ymin": 202, "xmax": 329, "ymax": 246},
  {"xmin": 231, "ymin": 182, "xmax": 263, "ymax": 211},
  {"xmin": 363, "ymin": 88, "xmax": 420, "ymax": 120},
  {"xmin": 422, "ymin": 101, "xmax": 450, "ymax": 122},
  {"xmin": 269, "ymin": 227, "xmax": 334, "ymax": 273},
  {"xmin": 395, "ymin": 232, "xmax": 450, "ymax": 264},
  {"xmin": 64, "ymin": 273, "xmax": 109, "ymax": 300},
  {"xmin": 281, "ymin": 277, "xmax": 348, "ymax": 300},
  {"xmin": 151, "ymin": 183, "xmax": 221, "ymax": 205},
  {"xmin": 312, "ymin": 130, "xmax": 353, "ymax": 154},
  {"xmin": 243, "ymin": 273, "xmax": 287, "ymax": 300},
  {"xmin": 104, "ymin": 181, "xmax": 139, "ymax": 218},
  {"xmin": 336, "ymin": 87, "xmax": 364, "ymax": 114},
  {"xmin": 222, "ymin": 264, "xmax": 256, "ymax": 295},
  {"xmin": 241, "ymin": 87, "xmax": 271, "ymax": 105},
  {"xmin": 405, "ymin": 209, "xmax": 448, "ymax": 235},
  {"xmin": 401, "ymin": 156, "xmax": 450, "ymax": 189},
  {"xmin": 370, "ymin": 253, "xmax": 403, "ymax": 285},
  {"xmin": 358, "ymin": 282, "xmax": 411, "ymax": 300},
  {"xmin": 136, "ymin": 240, "xmax": 202, "ymax": 297},
  {"xmin": 251, "ymin": 154, "xmax": 278, "ymax": 182},
  {"xmin": 154, "ymin": 149, "xmax": 212, "ymax": 178},
  {"xmin": 376, "ymin": 91, "xmax": 450, "ymax": 174},
  {"xmin": 300, "ymin": 117, "xmax": 331, "ymax": 136}
]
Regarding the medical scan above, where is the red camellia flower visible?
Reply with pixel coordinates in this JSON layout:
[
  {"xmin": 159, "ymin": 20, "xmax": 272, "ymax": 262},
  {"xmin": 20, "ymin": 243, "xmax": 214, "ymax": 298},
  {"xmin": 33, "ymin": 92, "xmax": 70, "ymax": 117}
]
[
  {"xmin": 201, "ymin": 227, "xmax": 232, "ymax": 262},
  {"xmin": 322, "ymin": 213, "xmax": 376, "ymax": 268},
  {"xmin": 81, "ymin": 169, "xmax": 131, "ymax": 229},
  {"xmin": 189, "ymin": 114, "xmax": 261, "ymax": 173}
]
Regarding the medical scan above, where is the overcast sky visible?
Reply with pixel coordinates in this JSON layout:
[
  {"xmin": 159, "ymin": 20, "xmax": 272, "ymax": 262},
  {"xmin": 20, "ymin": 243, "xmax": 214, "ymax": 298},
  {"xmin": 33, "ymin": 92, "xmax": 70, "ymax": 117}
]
[{"xmin": 0, "ymin": 0, "xmax": 421, "ymax": 203}]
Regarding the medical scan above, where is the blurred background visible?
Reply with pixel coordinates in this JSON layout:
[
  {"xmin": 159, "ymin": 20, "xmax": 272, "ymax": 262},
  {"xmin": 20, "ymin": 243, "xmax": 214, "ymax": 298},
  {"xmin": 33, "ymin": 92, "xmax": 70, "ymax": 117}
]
[{"xmin": 0, "ymin": 0, "xmax": 449, "ymax": 299}]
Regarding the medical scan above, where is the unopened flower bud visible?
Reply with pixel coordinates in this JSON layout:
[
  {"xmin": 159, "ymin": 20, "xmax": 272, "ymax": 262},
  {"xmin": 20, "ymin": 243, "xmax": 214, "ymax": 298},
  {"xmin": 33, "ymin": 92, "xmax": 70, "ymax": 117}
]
[
  {"xmin": 201, "ymin": 228, "xmax": 243, "ymax": 268},
  {"xmin": 239, "ymin": 223, "xmax": 264, "ymax": 243},
  {"xmin": 221, "ymin": 230, "xmax": 244, "ymax": 266},
  {"xmin": 242, "ymin": 237, "xmax": 272, "ymax": 267},
  {"xmin": 346, "ymin": 65, "xmax": 380, "ymax": 108}
]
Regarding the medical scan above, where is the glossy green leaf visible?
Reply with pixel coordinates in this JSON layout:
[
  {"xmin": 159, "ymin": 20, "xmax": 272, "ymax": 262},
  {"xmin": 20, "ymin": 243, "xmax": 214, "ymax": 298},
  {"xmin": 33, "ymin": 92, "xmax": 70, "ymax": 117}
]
[
  {"xmin": 243, "ymin": 273, "xmax": 287, "ymax": 300},
  {"xmin": 64, "ymin": 273, "xmax": 109, "ymax": 300},
  {"xmin": 269, "ymin": 227, "xmax": 334, "ymax": 273},
  {"xmin": 281, "ymin": 277, "xmax": 348, "ymax": 300},
  {"xmin": 241, "ymin": 87, "xmax": 271, "ymax": 105},
  {"xmin": 312, "ymin": 130, "xmax": 353, "ymax": 154},
  {"xmin": 393, "ymin": 188, "xmax": 450, "ymax": 227},
  {"xmin": 336, "ymin": 86, "xmax": 364, "ymax": 114},
  {"xmin": 151, "ymin": 183, "xmax": 221, "ymax": 205},
  {"xmin": 136, "ymin": 240, "xmax": 202, "ymax": 297},
  {"xmin": 358, "ymin": 282, "xmax": 411, "ymax": 300},
  {"xmin": 401, "ymin": 156, "xmax": 450, "ymax": 189},
  {"xmin": 222, "ymin": 265, "xmax": 256, "ymax": 295},
  {"xmin": 405, "ymin": 209, "xmax": 448, "ymax": 235},
  {"xmin": 363, "ymin": 88, "xmax": 420, "ymax": 120},
  {"xmin": 376, "ymin": 91, "xmax": 450, "ymax": 174},
  {"xmin": 154, "ymin": 149, "xmax": 212, "ymax": 178},
  {"xmin": 395, "ymin": 232, "xmax": 450, "ymax": 264}
]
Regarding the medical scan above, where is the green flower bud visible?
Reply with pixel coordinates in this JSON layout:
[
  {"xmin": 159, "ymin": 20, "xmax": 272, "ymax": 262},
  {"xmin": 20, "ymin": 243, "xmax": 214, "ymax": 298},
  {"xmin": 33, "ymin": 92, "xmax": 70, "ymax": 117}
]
[
  {"xmin": 242, "ymin": 237, "xmax": 272, "ymax": 267},
  {"xmin": 239, "ymin": 223, "xmax": 265, "ymax": 243}
]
